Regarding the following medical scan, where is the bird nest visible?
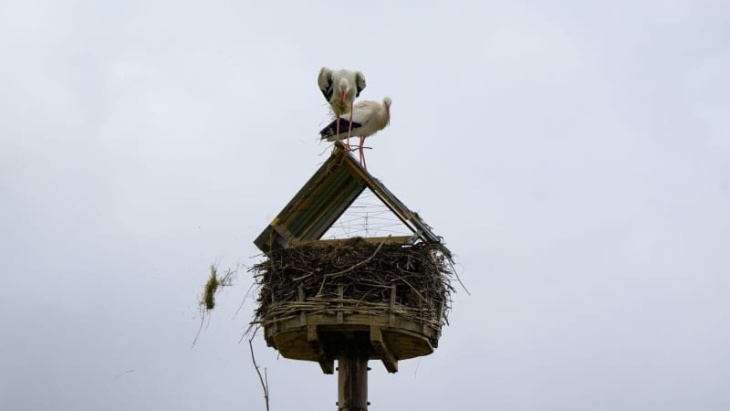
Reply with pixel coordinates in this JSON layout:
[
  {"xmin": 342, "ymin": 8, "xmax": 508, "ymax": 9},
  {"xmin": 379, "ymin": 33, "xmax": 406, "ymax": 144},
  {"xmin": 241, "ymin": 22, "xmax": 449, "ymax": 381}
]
[{"xmin": 251, "ymin": 238, "xmax": 454, "ymax": 333}]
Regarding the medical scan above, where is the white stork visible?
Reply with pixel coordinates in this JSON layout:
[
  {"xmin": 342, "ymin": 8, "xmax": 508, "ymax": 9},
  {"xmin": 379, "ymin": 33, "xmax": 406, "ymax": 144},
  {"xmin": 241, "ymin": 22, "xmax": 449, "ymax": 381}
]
[
  {"xmin": 317, "ymin": 67, "xmax": 366, "ymax": 147},
  {"xmin": 320, "ymin": 97, "xmax": 392, "ymax": 170}
]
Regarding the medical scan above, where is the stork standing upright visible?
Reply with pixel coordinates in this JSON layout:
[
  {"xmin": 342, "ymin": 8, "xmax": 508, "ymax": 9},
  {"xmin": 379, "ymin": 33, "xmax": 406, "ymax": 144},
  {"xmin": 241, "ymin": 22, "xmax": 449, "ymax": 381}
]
[
  {"xmin": 317, "ymin": 67, "xmax": 366, "ymax": 149},
  {"xmin": 320, "ymin": 97, "xmax": 392, "ymax": 170}
]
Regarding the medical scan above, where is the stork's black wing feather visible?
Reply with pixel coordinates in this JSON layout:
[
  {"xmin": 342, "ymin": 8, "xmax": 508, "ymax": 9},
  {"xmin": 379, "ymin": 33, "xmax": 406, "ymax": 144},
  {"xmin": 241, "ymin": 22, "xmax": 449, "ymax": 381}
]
[
  {"xmin": 355, "ymin": 72, "xmax": 366, "ymax": 97},
  {"xmin": 320, "ymin": 78, "xmax": 333, "ymax": 101},
  {"xmin": 320, "ymin": 118, "xmax": 362, "ymax": 139}
]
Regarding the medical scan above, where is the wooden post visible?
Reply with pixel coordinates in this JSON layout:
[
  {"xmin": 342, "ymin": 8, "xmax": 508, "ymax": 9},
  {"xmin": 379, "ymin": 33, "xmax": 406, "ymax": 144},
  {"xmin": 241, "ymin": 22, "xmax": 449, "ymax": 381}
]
[
  {"xmin": 370, "ymin": 325, "xmax": 398, "ymax": 373},
  {"xmin": 337, "ymin": 342, "xmax": 369, "ymax": 411},
  {"xmin": 337, "ymin": 285, "xmax": 344, "ymax": 324},
  {"xmin": 388, "ymin": 284, "xmax": 396, "ymax": 327}
]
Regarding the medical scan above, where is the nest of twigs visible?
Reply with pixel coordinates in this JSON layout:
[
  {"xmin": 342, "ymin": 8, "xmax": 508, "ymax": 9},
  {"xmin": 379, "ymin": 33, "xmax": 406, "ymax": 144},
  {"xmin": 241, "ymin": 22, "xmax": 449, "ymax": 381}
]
[{"xmin": 250, "ymin": 238, "xmax": 454, "ymax": 332}]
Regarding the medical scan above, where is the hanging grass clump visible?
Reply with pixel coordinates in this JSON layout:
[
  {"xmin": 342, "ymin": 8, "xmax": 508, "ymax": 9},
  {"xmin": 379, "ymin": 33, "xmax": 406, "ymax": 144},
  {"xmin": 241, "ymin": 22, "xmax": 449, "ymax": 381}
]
[{"xmin": 201, "ymin": 265, "xmax": 235, "ymax": 311}]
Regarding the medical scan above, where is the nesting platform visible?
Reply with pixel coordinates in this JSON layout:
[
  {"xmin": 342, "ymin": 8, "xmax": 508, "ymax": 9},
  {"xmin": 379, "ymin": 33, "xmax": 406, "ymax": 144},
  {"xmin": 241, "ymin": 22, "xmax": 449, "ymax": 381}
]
[
  {"xmin": 252, "ymin": 143, "xmax": 454, "ymax": 379},
  {"xmin": 251, "ymin": 237, "xmax": 453, "ymax": 374}
]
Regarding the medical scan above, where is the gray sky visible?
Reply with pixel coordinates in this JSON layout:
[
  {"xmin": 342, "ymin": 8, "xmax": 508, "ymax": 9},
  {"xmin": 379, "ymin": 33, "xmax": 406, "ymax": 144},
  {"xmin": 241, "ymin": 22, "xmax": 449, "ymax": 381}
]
[{"xmin": 2, "ymin": 0, "xmax": 729, "ymax": 410}]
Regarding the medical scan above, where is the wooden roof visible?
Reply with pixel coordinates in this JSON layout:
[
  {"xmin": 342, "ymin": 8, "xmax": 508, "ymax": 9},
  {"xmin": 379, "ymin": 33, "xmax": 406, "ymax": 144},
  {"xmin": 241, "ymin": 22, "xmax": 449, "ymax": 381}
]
[{"xmin": 254, "ymin": 142, "xmax": 451, "ymax": 258}]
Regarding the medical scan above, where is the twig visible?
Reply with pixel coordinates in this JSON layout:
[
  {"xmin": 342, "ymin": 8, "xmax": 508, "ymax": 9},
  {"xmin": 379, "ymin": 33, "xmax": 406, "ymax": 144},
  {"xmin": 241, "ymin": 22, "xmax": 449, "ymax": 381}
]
[
  {"xmin": 290, "ymin": 272, "xmax": 314, "ymax": 281},
  {"xmin": 315, "ymin": 237, "xmax": 389, "ymax": 296},
  {"xmin": 233, "ymin": 281, "xmax": 257, "ymax": 319},
  {"xmin": 239, "ymin": 322, "xmax": 257, "ymax": 344},
  {"xmin": 192, "ymin": 307, "xmax": 206, "ymax": 347},
  {"xmin": 448, "ymin": 258, "xmax": 471, "ymax": 296},
  {"xmin": 249, "ymin": 330, "xmax": 270, "ymax": 411},
  {"xmin": 401, "ymin": 278, "xmax": 426, "ymax": 303}
]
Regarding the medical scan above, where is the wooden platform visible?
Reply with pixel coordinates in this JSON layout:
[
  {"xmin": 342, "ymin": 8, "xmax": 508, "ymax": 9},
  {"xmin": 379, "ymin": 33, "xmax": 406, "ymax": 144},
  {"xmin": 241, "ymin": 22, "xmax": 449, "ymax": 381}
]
[{"xmin": 264, "ymin": 311, "xmax": 439, "ymax": 374}]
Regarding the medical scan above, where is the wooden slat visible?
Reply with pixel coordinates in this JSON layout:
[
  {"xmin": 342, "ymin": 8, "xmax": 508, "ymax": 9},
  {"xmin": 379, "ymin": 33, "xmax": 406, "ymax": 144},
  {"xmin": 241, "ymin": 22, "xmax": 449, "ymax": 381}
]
[
  {"xmin": 291, "ymin": 235, "xmax": 412, "ymax": 247},
  {"xmin": 307, "ymin": 325, "xmax": 334, "ymax": 374},
  {"xmin": 272, "ymin": 224, "xmax": 295, "ymax": 246},
  {"xmin": 370, "ymin": 325, "xmax": 398, "ymax": 373},
  {"xmin": 337, "ymin": 286, "xmax": 344, "ymax": 324}
]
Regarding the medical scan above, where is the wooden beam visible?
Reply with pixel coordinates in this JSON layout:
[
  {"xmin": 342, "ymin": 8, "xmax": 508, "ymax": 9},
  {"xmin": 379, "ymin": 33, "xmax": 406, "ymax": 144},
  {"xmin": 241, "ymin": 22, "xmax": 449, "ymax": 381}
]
[
  {"xmin": 291, "ymin": 235, "xmax": 412, "ymax": 247},
  {"xmin": 307, "ymin": 325, "xmax": 334, "ymax": 374},
  {"xmin": 370, "ymin": 325, "xmax": 398, "ymax": 373},
  {"xmin": 272, "ymin": 224, "xmax": 295, "ymax": 246}
]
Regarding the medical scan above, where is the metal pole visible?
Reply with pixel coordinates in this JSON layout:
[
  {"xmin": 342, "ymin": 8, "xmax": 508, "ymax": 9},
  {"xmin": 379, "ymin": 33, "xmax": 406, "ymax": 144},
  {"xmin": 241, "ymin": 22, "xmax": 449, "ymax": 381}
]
[{"xmin": 337, "ymin": 342, "xmax": 368, "ymax": 411}]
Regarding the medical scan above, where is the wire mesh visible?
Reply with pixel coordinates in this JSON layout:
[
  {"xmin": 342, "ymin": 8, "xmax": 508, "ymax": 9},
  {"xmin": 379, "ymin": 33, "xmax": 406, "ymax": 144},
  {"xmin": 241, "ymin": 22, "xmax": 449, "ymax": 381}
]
[{"xmin": 322, "ymin": 188, "xmax": 413, "ymax": 239}]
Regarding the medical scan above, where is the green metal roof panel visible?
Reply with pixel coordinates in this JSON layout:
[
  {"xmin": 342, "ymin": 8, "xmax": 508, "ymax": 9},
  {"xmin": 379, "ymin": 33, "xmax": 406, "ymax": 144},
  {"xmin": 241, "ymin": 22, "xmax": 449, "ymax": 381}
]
[{"xmin": 254, "ymin": 142, "xmax": 451, "ymax": 258}]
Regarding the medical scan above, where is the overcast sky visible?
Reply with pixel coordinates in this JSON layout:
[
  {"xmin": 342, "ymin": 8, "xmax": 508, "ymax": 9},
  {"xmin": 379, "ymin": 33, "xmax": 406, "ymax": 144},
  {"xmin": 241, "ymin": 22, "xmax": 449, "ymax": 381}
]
[{"xmin": 2, "ymin": 1, "xmax": 729, "ymax": 410}]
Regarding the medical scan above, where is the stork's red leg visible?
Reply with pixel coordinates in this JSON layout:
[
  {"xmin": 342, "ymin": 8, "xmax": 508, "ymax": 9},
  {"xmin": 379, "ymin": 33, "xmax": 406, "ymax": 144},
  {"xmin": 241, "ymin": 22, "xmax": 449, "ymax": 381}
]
[
  {"xmin": 359, "ymin": 136, "xmax": 367, "ymax": 170},
  {"xmin": 346, "ymin": 102, "xmax": 356, "ymax": 151},
  {"xmin": 336, "ymin": 117, "xmax": 350, "ymax": 150},
  {"xmin": 339, "ymin": 93, "xmax": 352, "ymax": 151},
  {"xmin": 347, "ymin": 101, "xmax": 354, "ymax": 140}
]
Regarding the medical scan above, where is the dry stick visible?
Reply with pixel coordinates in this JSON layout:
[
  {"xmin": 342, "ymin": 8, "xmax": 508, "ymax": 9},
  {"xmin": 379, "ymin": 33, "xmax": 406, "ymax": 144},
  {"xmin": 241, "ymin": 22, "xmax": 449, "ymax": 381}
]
[
  {"xmin": 448, "ymin": 258, "xmax": 471, "ymax": 296},
  {"xmin": 315, "ymin": 237, "xmax": 389, "ymax": 297},
  {"xmin": 264, "ymin": 369, "xmax": 269, "ymax": 407},
  {"xmin": 238, "ymin": 318, "xmax": 261, "ymax": 343},
  {"xmin": 191, "ymin": 309, "xmax": 206, "ymax": 348},
  {"xmin": 249, "ymin": 334, "xmax": 270, "ymax": 411},
  {"xmin": 233, "ymin": 281, "xmax": 257, "ymax": 319},
  {"xmin": 290, "ymin": 272, "xmax": 314, "ymax": 281},
  {"xmin": 401, "ymin": 278, "xmax": 427, "ymax": 303}
]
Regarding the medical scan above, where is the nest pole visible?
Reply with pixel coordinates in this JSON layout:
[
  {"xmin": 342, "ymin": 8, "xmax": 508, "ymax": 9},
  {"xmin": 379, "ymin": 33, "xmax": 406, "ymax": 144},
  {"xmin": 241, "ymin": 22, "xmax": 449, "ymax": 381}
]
[{"xmin": 337, "ymin": 341, "xmax": 369, "ymax": 411}]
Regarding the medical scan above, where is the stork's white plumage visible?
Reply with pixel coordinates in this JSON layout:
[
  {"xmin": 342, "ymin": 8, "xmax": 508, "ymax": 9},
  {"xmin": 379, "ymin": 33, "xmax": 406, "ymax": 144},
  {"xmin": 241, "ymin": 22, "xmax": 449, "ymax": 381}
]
[
  {"xmin": 320, "ymin": 97, "xmax": 392, "ymax": 169},
  {"xmin": 317, "ymin": 67, "xmax": 366, "ymax": 146}
]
